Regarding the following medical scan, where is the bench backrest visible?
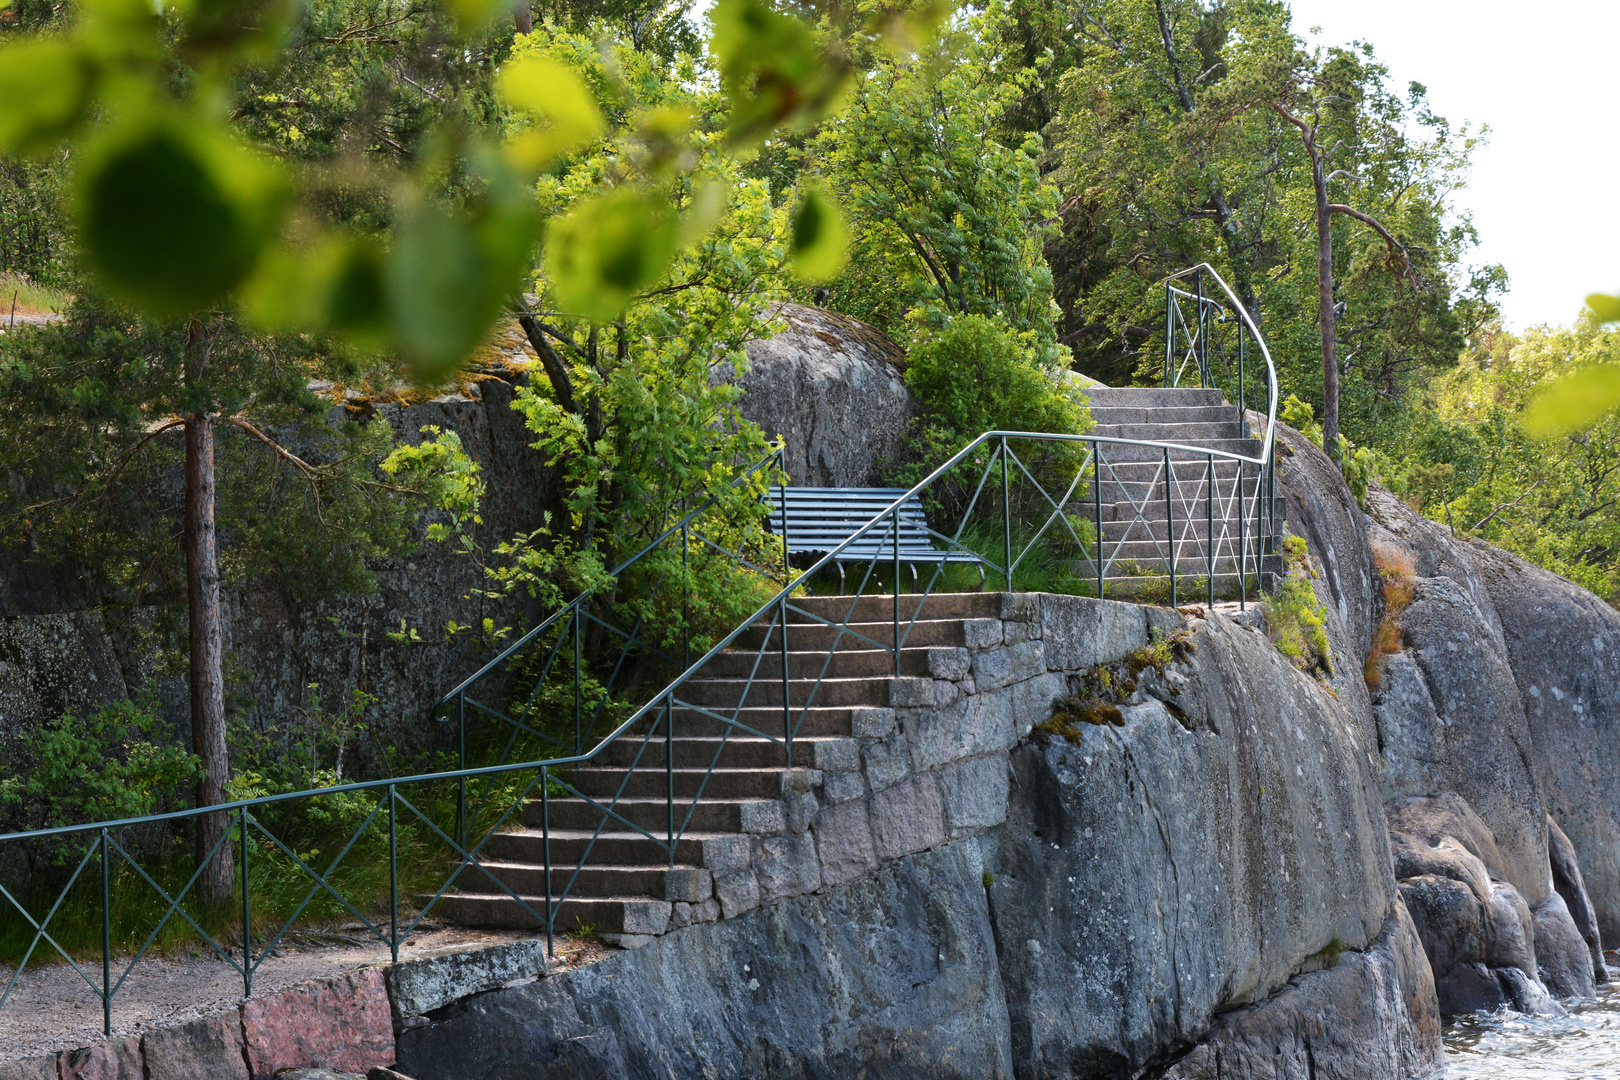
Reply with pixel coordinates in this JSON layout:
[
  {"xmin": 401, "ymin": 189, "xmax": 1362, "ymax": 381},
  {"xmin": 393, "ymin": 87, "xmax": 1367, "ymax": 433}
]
[{"xmin": 765, "ymin": 487, "xmax": 937, "ymax": 559}]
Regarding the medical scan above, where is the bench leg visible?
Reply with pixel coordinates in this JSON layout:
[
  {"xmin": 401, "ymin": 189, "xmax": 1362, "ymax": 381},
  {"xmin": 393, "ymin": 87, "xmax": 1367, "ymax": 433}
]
[{"xmin": 837, "ymin": 563, "xmax": 846, "ymax": 593}]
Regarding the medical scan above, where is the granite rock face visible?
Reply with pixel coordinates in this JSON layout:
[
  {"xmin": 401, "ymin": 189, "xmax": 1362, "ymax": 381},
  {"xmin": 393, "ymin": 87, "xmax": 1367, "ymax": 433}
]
[
  {"xmin": 731, "ymin": 303, "xmax": 917, "ymax": 488},
  {"xmin": 397, "ymin": 841, "xmax": 1014, "ymax": 1080},
  {"xmin": 1386, "ymin": 792, "xmax": 1593, "ymax": 1011},
  {"xmin": 394, "ymin": 604, "xmax": 1440, "ymax": 1080},
  {"xmin": 1466, "ymin": 536, "xmax": 1620, "ymax": 944},
  {"xmin": 1161, "ymin": 897, "xmax": 1443, "ymax": 1080},
  {"xmin": 981, "ymin": 612, "xmax": 1400, "ymax": 1076},
  {"xmin": 0, "ymin": 374, "xmax": 551, "ymax": 752}
]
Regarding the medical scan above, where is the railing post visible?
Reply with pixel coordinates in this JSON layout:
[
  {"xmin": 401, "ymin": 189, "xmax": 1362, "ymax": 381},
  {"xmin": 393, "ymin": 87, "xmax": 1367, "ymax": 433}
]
[
  {"xmin": 780, "ymin": 592, "xmax": 792, "ymax": 767},
  {"xmin": 541, "ymin": 766, "xmax": 553, "ymax": 958},
  {"xmin": 1165, "ymin": 448, "xmax": 1175, "ymax": 609},
  {"xmin": 778, "ymin": 481, "xmax": 790, "ymax": 586},
  {"xmin": 1238, "ymin": 323, "xmax": 1247, "ymax": 417},
  {"xmin": 388, "ymin": 785, "xmax": 399, "ymax": 963},
  {"xmin": 1206, "ymin": 454, "xmax": 1215, "ymax": 609},
  {"xmin": 573, "ymin": 610, "xmax": 582, "ymax": 757},
  {"xmin": 1164, "ymin": 285, "xmax": 1174, "ymax": 388},
  {"xmin": 665, "ymin": 696, "xmax": 675, "ymax": 867},
  {"xmin": 1196, "ymin": 268, "xmax": 1207, "ymax": 385},
  {"xmin": 682, "ymin": 519, "xmax": 690, "ymax": 671},
  {"xmin": 100, "ymin": 828, "xmax": 111, "ymax": 1037},
  {"xmin": 1238, "ymin": 459, "xmax": 1247, "ymax": 613},
  {"xmin": 893, "ymin": 509, "xmax": 901, "ymax": 675},
  {"xmin": 1094, "ymin": 442, "xmax": 1104, "ymax": 600},
  {"xmin": 456, "ymin": 696, "xmax": 466, "ymax": 851},
  {"xmin": 1000, "ymin": 438, "xmax": 1012, "ymax": 593},
  {"xmin": 240, "ymin": 805, "xmax": 251, "ymax": 998}
]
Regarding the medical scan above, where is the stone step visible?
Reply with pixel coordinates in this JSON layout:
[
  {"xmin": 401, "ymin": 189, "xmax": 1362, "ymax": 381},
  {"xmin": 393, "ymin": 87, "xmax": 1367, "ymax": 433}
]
[
  {"xmin": 677, "ymin": 675, "xmax": 889, "ymax": 710},
  {"xmin": 1087, "ymin": 405, "xmax": 1239, "ymax": 425},
  {"xmin": 593, "ymin": 734, "xmax": 830, "ymax": 769},
  {"xmin": 1089, "ymin": 420, "xmax": 1247, "ymax": 443},
  {"xmin": 1077, "ymin": 569, "xmax": 1282, "ymax": 601},
  {"xmin": 476, "ymin": 861, "xmax": 689, "ymax": 901},
  {"xmin": 784, "ymin": 592, "xmax": 1002, "ymax": 624},
  {"xmin": 734, "ymin": 618, "xmax": 966, "ymax": 651},
  {"xmin": 1097, "ymin": 497, "xmax": 1285, "ymax": 524},
  {"xmin": 480, "ymin": 827, "xmax": 717, "ymax": 867},
  {"xmin": 1097, "ymin": 511, "xmax": 1286, "ymax": 540},
  {"xmin": 1084, "ymin": 386, "xmax": 1226, "ymax": 407},
  {"xmin": 524, "ymin": 795, "xmax": 758, "ymax": 833},
  {"xmin": 1095, "ymin": 438, "xmax": 1262, "ymax": 464},
  {"xmin": 567, "ymin": 766, "xmax": 786, "ymax": 800},
  {"xmin": 665, "ymin": 705, "xmax": 854, "ymax": 738},
  {"xmin": 697, "ymin": 646, "xmax": 929, "ymax": 680},
  {"xmin": 432, "ymin": 893, "xmax": 664, "ymax": 935}
]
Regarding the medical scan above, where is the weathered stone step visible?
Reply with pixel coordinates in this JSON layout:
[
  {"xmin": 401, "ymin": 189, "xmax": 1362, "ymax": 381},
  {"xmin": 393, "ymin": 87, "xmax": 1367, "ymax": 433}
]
[
  {"xmin": 1090, "ymin": 420, "xmax": 1247, "ymax": 442},
  {"xmin": 1098, "ymin": 512, "xmax": 1286, "ymax": 540},
  {"xmin": 526, "ymin": 795, "xmax": 761, "ymax": 833},
  {"xmin": 698, "ymin": 646, "xmax": 929, "ymax": 680},
  {"xmin": 1097, "ymin": 497, "xmax": 1285, "ymax": 524},
  {"xmin": 1095, "ymin": 438, "xmax": 1262, "ymax": 463},
  {"xmin": 1084, "ymin": 386, "xmax": 1226, "ymax": 407},
  {"xmin": 1087, "ymin": 404, "xmax": 1239, "ymax": 425},
  {"xmin": 665, "ymin": 705, "xmax": 854, "ymax": 738},
  {"xmin": 475, "ymin": 861, "xmax": 704, "ymax": 902},
  {"xmin": 433, "ymin": 893, "xmax": 667, "ymax": 935},
  {"xmin": 1079, "ymin": 570, "xmax": 1281, "ymax": 600},
  {"xmin": 678, "ymin": 675, "xmax": 889, "ymax": 709},
  {"xmin": 734, "ymin": 618, "xmax": 965, "ymax": 651},
  {"xmin": 568, "ymin": 766, "xmax": 785, "ymax": 800},
  {"xmin": 593, "ymin": 734, "xmax": 830, "ymax": 770},
  {"xmin": 477, "ymin": 861, "xmax": 688, "ymax": 900},
  {"xmin": 783, "ymin": 592, "xmax": 1001, "ymax": 624},
  {"xmin": 480, "ymin": 827, "xmax": 716, "ymax": 866}
]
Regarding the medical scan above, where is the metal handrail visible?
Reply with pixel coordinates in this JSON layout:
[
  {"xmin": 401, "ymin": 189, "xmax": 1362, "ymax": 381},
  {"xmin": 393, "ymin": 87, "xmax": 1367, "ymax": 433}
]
[{"xmin": 0, "ymin": 264, "xmax": 1281, "ymax": 1038}]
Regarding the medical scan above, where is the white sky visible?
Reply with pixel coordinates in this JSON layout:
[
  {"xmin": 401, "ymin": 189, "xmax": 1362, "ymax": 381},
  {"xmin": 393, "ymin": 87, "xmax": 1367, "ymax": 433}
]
[{"xmin": 1284, "ymin": 0, "xmax": 1620, "ymax": 331}]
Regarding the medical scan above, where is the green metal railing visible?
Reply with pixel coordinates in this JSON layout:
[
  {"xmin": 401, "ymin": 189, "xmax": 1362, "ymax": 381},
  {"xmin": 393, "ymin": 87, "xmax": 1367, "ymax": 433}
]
[{"xmin": 0, "ymin": 264, "xmax": 1279, "ymax": 1038}]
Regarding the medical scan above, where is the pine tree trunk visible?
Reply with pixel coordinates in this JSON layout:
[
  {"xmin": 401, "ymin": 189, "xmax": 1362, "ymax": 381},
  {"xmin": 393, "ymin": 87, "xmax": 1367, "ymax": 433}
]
[
  {"xmin": 1308, "ymin": 135, "xmax": 1340, "ymax": 462},
  {"xmin": 185, "ymin": 412, "xmax": 234, "ymax": 906}
]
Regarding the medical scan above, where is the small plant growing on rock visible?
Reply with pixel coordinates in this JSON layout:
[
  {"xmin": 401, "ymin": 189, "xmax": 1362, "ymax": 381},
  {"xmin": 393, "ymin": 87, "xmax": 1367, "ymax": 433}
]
[
  {"xmin": 1364, "ymin": 539, "xmax": 1417, "ymax": 690},
  {"xmin": 1035, "ymin": 628, "xmax": 1195, "ymax": 743},
  {"xmin": 1263, "ymin": 535, "xmax": 1333, "ymax": 677}
]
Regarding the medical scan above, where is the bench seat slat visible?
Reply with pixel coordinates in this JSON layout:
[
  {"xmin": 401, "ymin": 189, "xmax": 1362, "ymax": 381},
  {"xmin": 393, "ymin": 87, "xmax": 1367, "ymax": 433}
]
[{"xmin": 764, "ymin": 486, "xmax": 984, "ymax": 572}]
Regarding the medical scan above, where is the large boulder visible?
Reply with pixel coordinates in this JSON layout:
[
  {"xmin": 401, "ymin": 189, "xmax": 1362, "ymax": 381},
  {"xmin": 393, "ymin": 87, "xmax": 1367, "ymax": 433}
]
[
  {"xmin": 1162, "ymin": 897, "xmax": 1443, "ymax": 1080},
  {"xmin": 1547, "ymin": 815, "xmax": 1607, "ymax": 982},
  {"xmin": 1387, "ymin": 793, "xmax": 1592, "ymax": 1010},
  {"xmin": 979, "ymin": 610, "xmax": 1415, "ymax": 1075},
  {"xmin": 733, "ymin": 303, "xmax": 917, "ymax": 488},
  {"xmin": 1464, "ymin": 537, "xmax": 1620, "ymax": 944},
  {"xmin": 1366, "ymin": 491, "xmax": 1548, "ymax": 907}
]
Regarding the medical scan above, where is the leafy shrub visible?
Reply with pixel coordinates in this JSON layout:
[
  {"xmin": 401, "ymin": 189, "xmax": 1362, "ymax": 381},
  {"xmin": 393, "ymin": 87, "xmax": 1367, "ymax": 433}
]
[{"xmin": 0, "ymin": 695, "xmax": 199, "ymax": 870}]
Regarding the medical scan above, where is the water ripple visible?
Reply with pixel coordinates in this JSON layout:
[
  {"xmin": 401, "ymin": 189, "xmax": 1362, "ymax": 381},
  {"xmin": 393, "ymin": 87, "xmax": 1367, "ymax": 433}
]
[{"xmin": 1445, "ymin": 984, "xmax": 1620, "ymax": 1079}]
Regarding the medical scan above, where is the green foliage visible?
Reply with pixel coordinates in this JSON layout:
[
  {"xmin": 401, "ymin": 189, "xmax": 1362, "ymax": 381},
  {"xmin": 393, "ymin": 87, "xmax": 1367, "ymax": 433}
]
[
  {"xmin": 1263, "ymin": 538, "xmax": 1332, "ymax": 676},
  {"xmin": 1384, "ymin": 320, "xmax": 1620, "ymax": 603},
  {"xmin": 0, "ymin": 696, "xmax": 200, "ymax": 864},
  {"xmin": 813, "ymin": 3, "xmax": 1060, "ymax": 353},
  {"xmin": 905, "ymin": 314, "xmax": 1088, "ymax": 440},
  {"xmin": 1041, "ymin": 0, "xmax": 1496, "ymax": 440},
  {"xmin": 0, "ymin": 305, "xmax": 472, "ymax": 604}
]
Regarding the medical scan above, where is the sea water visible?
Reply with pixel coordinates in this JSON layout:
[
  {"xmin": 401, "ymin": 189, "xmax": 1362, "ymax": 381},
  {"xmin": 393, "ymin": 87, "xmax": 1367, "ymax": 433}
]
[{"xmin": 1446, "ymin": 984, "xmax": 1620, "ymax": 1078}]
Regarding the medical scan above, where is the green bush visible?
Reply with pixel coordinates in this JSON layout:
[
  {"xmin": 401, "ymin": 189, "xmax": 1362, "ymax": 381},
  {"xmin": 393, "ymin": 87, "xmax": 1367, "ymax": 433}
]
[{"xmin": 904, "ymin": 314, "xmax": 1088, "ymax": 440}]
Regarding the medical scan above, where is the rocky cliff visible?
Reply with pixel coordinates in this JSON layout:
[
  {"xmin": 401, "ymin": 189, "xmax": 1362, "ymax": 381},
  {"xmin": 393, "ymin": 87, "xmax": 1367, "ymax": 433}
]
[{"xmin": 392, "ymin": 594, "xmax": 1445, "ymax": 1079}]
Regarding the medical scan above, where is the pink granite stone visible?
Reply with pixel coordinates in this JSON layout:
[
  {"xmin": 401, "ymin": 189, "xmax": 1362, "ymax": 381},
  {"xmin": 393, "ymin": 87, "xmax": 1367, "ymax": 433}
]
[
  {"xmin": 239, "ymin": 968, "xmax": 394, "ymax": 1080},
  {"xmin": 58, "ymin": 1036, "xmax": 142, "ymax": 1080}
]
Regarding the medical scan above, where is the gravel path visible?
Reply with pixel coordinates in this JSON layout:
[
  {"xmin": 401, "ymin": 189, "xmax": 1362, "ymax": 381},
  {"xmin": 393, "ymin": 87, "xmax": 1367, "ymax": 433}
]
[{"xmin": 0, "ymin": 925, "xmax": 609, "ymax": 1062}]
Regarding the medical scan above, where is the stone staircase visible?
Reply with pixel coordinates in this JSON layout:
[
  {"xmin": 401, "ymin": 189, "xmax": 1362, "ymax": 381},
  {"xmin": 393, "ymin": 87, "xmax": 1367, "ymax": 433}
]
[
  {"xmin": 1082, "ymin": 385, "xmax": 1283, "ymax": 596},
  {"xmin": 434, "ymin": 386, "xmax": 1278, "ymax": 937},
  {"xmin": 434, "ymin": 592, "xmax": 1002, "ymax": 940}
]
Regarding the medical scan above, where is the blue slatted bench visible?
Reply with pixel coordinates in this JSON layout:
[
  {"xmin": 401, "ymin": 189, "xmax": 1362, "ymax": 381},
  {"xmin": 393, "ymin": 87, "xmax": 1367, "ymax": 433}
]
[{"xmin": 765, "ymin": 487, "xmax": 985, "ymax": 590}]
